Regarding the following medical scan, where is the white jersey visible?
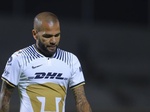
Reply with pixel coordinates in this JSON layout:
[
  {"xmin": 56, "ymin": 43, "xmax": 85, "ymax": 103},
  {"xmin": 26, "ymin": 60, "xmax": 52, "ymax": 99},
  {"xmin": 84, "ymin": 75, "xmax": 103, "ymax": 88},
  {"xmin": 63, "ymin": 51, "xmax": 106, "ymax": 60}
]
[{"xmin": 2, "ymin": 45, "xmax": 85, "ymax": 112}]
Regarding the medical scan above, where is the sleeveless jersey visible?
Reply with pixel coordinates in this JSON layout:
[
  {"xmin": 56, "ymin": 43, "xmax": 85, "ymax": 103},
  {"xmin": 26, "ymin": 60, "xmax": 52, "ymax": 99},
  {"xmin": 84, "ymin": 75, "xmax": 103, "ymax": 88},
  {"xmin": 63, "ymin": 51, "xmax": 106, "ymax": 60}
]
[{"xmin": 1, "ymin": 45, "xmax": 85, "ymax": 112}]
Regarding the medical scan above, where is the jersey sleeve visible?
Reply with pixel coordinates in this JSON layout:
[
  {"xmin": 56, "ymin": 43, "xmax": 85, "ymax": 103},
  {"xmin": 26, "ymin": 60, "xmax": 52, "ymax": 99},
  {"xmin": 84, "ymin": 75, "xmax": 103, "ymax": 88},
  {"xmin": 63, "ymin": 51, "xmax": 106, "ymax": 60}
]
[
  {"xmin": 69, "ymin": 54, "xmax": 85, "ymax": 89},
  {"xmin": 1, "ymin": 52, "xmax": 21, "ymax": 87}
]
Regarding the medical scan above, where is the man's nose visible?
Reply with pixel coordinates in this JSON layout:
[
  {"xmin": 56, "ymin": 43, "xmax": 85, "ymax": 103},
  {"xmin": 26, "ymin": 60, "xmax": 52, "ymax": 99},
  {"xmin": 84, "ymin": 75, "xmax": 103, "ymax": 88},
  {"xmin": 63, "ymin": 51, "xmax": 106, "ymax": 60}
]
[{"xmin": 50, "ymin": 36, "xmax": 56, "ymax": 43}]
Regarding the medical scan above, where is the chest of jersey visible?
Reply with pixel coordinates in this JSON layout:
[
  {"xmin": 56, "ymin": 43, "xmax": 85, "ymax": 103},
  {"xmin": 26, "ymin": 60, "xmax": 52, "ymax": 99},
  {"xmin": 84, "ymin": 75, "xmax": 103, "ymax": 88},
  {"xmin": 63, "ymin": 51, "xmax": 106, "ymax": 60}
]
[{"xmin": 20, "ymin": 57, "xmax": 71, "ymax": 87}]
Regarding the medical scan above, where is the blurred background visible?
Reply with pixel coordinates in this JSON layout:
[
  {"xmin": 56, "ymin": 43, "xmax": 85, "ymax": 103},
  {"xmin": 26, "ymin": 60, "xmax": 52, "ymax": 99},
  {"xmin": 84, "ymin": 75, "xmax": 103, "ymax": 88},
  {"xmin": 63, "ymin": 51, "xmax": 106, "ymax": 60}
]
[{"xmin": 0, "ymin": 0, "xmax": 150, "ymax": 112}]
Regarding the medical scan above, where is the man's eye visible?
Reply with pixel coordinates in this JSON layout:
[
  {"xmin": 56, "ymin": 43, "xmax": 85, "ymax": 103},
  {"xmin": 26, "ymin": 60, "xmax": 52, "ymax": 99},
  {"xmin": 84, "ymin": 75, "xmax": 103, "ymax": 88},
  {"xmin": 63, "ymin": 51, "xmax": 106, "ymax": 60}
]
[
  {"xmin": 43, "ymin": 35, "xmax": 53, "ymax": 38},
  {"xmin": 42, "ymin": 33, "xmax": 60, "ymax": 38},
  {"xmin": 54, "ymin": 33, "xmax": 60, "ymax": 37}
]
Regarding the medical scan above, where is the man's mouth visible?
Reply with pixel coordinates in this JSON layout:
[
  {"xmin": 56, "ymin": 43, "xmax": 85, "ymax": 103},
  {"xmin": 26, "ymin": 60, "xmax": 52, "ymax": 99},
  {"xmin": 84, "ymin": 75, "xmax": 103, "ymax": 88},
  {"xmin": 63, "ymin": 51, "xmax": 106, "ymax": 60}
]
[{"xmin": 47, "ymin": 45, "xmax": 56, "ymax": 51}]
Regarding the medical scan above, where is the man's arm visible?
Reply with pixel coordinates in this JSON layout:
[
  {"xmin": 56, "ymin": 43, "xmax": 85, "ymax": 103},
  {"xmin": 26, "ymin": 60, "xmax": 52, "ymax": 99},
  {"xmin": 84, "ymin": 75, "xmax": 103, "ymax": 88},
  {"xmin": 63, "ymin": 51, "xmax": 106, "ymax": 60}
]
[
  {"xmin": 72, "ymin": 85, "xmax": 92, "ymax": 112},
  {"xmin": 0, "ymin": 80, "xmax": 14, "ymax": 112}
]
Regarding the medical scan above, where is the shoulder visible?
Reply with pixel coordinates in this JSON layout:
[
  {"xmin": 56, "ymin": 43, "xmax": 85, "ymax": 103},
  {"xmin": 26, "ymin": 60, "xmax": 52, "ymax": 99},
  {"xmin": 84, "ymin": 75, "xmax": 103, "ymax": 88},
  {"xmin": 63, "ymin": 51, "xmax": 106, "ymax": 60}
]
[
  {"xmin": 54, "ymin": 48, "xmax": 80, "ymax": 64},
  {"xmin": 54, "ymin": 48, "xmax": 78, "ymax": 59},
  {"xmin": 56, "ymin": 48, "xmax": 77, "ymax": 57},
  {"xmin": 11, "ymin": 46, "xmax": 28, "ymax": 57},
  {"xmin": 8, "ymin": 45, "xmax": 33, "ymax": 61},
  {"xmin": 5, "ymin": 48, "xmax": 25, "ymax": 66}
]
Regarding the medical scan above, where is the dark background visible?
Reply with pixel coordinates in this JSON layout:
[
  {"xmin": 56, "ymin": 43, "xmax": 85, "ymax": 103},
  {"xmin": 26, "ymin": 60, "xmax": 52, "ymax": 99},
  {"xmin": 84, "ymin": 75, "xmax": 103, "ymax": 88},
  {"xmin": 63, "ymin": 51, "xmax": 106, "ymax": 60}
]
[{"xmin": 0, "ymin": 0, "xmax": 150, "ymax": 112}]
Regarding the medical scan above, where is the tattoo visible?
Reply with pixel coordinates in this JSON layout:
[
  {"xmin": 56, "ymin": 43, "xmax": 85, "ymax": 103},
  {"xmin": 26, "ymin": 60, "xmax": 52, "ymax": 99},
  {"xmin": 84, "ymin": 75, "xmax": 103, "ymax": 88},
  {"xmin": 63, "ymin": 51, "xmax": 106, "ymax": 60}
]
[
  {"xmin": 72, "ymin": 85, "xmax": 92, "ymax": 112},
  {"xmin": 0, "ymin": 81, "xmax": 14, "ymax": 112}
]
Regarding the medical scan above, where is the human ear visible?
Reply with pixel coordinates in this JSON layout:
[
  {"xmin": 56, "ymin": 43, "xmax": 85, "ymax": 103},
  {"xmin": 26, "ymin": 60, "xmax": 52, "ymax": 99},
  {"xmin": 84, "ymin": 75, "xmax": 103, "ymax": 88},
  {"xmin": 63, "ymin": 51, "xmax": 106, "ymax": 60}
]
[{"xmin": 32, "ymin": 29, "xmax": 38, "ymax": 40}]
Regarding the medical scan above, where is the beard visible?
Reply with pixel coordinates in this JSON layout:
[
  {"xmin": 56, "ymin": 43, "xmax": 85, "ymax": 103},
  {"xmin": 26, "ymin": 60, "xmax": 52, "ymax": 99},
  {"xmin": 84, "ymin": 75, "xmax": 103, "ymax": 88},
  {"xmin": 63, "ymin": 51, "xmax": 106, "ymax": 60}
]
[{"xmin": 36, "ymin": 40, "xmax": 58, "ymax": 57}]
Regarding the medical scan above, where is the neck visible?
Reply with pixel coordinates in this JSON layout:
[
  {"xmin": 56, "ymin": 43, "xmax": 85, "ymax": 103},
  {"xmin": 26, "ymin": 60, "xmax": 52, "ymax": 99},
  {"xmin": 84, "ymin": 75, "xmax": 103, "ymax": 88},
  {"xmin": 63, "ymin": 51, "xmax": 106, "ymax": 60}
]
[{"xmin": 34, "ymin": 44, "xmax": 54, "ymax": 57}]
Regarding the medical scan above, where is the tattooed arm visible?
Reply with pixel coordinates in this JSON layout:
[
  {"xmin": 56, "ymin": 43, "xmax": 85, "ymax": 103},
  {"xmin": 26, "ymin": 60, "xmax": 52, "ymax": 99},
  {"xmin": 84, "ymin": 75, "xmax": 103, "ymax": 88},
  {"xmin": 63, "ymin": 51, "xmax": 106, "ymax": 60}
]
[
  {"xmin": 0, "ymin": 81, "xmax": 14, "ymax": 112},
  {"xmin": 72, "ymin": 85, "xmax": 92, "ymax": 112}
]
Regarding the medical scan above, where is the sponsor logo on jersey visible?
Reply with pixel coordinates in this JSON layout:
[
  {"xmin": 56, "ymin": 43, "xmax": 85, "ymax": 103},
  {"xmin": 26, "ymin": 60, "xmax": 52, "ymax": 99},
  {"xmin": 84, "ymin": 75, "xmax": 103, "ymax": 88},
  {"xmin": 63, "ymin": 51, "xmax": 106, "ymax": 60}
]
[
  {"xmin": 29, "ymin": 72, "xmax": 68, "ymax": 80},
  {"xmin": 32, "ymin": 64, "xmax": 43, "ymax": 69}
]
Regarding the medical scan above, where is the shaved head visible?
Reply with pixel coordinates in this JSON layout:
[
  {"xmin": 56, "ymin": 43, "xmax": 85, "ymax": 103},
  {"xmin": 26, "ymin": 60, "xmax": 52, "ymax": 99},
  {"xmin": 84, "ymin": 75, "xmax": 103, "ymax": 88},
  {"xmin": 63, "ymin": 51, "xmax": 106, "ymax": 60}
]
[
  {"xmin": 32, "ymin": 11, "xmax": 61, "ymax": 57},
  {"xmin": 33, "ymin": 12, "xmax": 59, "ymax": 31}
]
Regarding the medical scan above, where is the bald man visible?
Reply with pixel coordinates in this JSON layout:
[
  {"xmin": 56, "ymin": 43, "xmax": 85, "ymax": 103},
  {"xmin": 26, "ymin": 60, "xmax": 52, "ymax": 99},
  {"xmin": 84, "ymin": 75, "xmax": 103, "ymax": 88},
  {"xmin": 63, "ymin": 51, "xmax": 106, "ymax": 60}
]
[{"xmin": 0, "ymin": 12, "xmax": 92, "ymax": 112}]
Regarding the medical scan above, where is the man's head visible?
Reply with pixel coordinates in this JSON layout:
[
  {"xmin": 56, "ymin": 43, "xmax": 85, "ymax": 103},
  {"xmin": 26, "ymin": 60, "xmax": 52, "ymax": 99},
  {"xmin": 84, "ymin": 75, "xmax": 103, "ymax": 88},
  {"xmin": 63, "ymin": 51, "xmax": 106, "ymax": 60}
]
[{"xmin": 32, "ymin": 12, "xmax": 61, "ymax": 57}]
